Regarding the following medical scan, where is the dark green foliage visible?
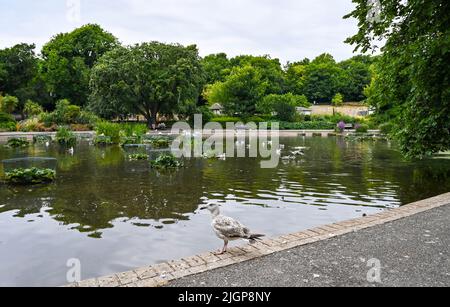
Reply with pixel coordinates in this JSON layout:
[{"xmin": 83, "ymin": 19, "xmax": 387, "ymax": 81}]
[
  {"xmin": 41, "ymin": 24, "xmax": 119, "ymax": 106},
  {"xmin": 4, "ymin": 167, "xmax": 56, "ymax": 185},
  {"xmin": 345, "ymin": 0, "xmax": 450, "ymax": 158},
  {"xmin": 0, "ymin": 44, "xmax": 39, "ymax": 110},
  {"xmin": 93, "ymin": 135, "xmax": 113, "ymax": 146},
  {"xmin": 33, "ymin": 135, "xmax": 52, "ymax": 144},
  {"xmin": 0, "ymin": 112, "xmax": 16, "ymax": 131},
  {"xmin": 55, "ymin": 127, "xmax": 77, "ymax": 146},
  {"xmin": 355, "ymin": 124, "xmax": 369, "ymax": 134},
  {"xmin": 6, "ymin": 138, "xmax": 29, "ymax": 148},
  {"xmin": 150, "ymin": 154, "xmax": 183, "ymax": 169},
  {"xmin": 89, "ymin": 42, "xmax": 204, "ymax": 126},
  {"xmin": 144, "ymin": 136, "xmax": 171, "ymax": 148},
  {"xmin": 379, "ymin": 122, "xmax": 393, "ymax": 136}
]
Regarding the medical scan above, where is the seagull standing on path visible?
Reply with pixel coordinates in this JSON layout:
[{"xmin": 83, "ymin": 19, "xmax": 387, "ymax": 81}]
[{"xmin": 201, "ymin": 204, "xmax": 265, "ymax": 255}]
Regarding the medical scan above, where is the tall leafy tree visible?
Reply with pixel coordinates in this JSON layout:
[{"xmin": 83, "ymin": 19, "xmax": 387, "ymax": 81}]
[
  {"xmin": 201, "ymin": 53, "xmax": 232, "ymax": 84},
  {"xmin": 338, "ymin": 55, "xmax": 374, "ymax": 102},
  {"xmin": 230, "ymin": 55, "xmax": 285, "ymax": 95},
  {"xmin": 89, "ymin": 42, "xmax": 204, "ymax": 127},
  {"xmin": 302, "ymin": 53, "xmax": 345, "ymax": 103},
  {"xmin": 205, "ymin": 65, "xmax": 268, "ymax": 117},
  {"xmin": 0, "ymin": 43, "xmax": 39, "ymax": 111},
  {"xmin": 41, "ymin": 24, "xmax": 119, "ymax": 106},
  {"xmin": 345, "ymin": 0, "xmax": 450, "ymax": 157}
]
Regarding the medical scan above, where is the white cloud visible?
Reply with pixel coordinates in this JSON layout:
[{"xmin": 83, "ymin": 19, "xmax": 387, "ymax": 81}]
[{"xmin": 0, "ymin": 0, "xmax": 360, "ymax": 62}]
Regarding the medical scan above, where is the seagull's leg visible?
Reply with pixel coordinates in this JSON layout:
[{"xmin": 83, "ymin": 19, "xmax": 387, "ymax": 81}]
[{"xmin": 215, "ymin": 240, "xmax": 229, "ymax": 255}]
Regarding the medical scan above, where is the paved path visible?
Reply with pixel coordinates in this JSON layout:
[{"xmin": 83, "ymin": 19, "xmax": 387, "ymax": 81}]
[{"xmin": 168, "ymin": 204, "xmax": 450, "ymax": 287}]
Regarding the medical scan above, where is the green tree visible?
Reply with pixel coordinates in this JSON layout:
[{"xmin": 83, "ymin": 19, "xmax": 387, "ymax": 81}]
[
  {"xmin": 285, "ymin": 62, "xmax": 308, "ymax": 95},
  {"xmin": 41, "ymin": 24, "xmax": 119, "ymax": 107},
  {"xmin": 205, "ymin": 65, "xmax": 268, "ymax": 117},
  {"xmin": 230, "ymin": 55, "xmax": 285, "ymax": 95},
  {"xmin": 0, "ymin": 95, "xmax": 19, "ymax": 114},
  {"xmin": 345, "ymin": 0, "xmax": 450, "ymax": 158},
  {"xmin": 89, "ymin": 42, "xmax": 204, "ymax": 127},
  {"xmin": 302, "ymin": 54, "xmax": 345, "ymax": 103},
  {"xmin": 201, "ymin": 53, "xmax": 232, "ymax": 84},
  {"xmin": 257, "ymin": 93, "xmax": 310, "ymax": 122},
  {"xmin": 338, "ymin": 55, "xmax": 374, "ymax": 102},
  {"xmin": 332, "ymin": 93, "xmax": 344, "ymax": 106},
  {"xmin": 0, "ymin": 43, "xmax": 39, "ymax": 111}
]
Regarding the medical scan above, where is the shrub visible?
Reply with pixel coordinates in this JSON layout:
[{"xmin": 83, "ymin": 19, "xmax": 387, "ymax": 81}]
[
  {"xmin": 337, "ymin": 121, "xmax": 346, "ymax": 133},
  {"xmin": 56, "ymin": 127, "xmax": 77, "ymax": 146},
  {"xmin": 0, "ymin": 112, "xmax": 16, "ymax": 132},
  {"xmin": 0, "ymin": 112, "xmax": 15, "ymax": 124},
  {"xmin": 70, "ymin": 124, "xmax": 91, "ymax": 132},
  {"xmin": 0, "ymin": 95, "xmax": 18, "ymax": 113},
  {"xmin": 379, "ymin": 122, "xmax": 394, "ymax": 135},
  {"xmin": 6, "ymin": 138, "xmax": 29, "ymax": 148},
  {"xmin": 150, "ymin": 154, "xmax": 183, "ymax": 169},
  {"xmin": 19, "ymin": 117, "xmax": 46, "ymax": 132},
  {"xmin": 4, "ymin": 167, "xmax": 56, "ymax": 185},
  {"xmin": 0, "ymin": 121, "xmax": 16, "ymax": 132},
  {"xmin": 95, "ymin": 121, "xmax": 122, "ymax": 144},
  {"xmin": 245, "ymin": 116, "xmax": 265, "ymax": 124},
  {"xmin": 273, "ymin": 121, "xmax": 336, "ymax": 130},
  {"xmin": 211, "ymin": 117, "xmax": 242, "ymax": 128},
  {"xmin": 24, "ymin": 100, "xmax": 44, "ymax": 117},
  {"xmin": 355, "ymin": 124, "xmax": 369, "ymax": 133}
]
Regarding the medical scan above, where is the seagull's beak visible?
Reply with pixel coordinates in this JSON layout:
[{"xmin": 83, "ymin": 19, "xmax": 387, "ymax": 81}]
[{"xmin": 200, "ymin": 206, "xmax": 207, "ymax": 211}]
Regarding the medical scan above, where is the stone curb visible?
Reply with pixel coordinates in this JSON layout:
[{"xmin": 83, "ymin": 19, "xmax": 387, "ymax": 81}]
[{"xmin": 68, "ymin": 192, "xmax": 450, "ymax": 288}]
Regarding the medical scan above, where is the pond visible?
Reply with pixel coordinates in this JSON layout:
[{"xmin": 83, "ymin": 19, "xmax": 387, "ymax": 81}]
[{"xmin": 1, "ymin": 136, "xmax": 449, "ymax": 286}]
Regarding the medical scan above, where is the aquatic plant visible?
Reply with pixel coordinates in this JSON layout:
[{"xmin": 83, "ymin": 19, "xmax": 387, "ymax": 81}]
[
  {"xmin": 93, "ymin": 134, "xmax": 113, "ymax": 146},
  {"xmin": 144, "ymin": 136, "xmax": 171, "ymax": 148},
  {"xmin": 129, "ymin": 153, "xmax": 150, "ymax": 161},
  {"xmin": 4, "ymin": 167, "xmax": 56, "ymax": 185},
  {"xmin": 6, "ymin": 138, "xmax": 29, "ymax": 148},
  {"xmin": 150, "ymin": 154, "xmax": 183, "ymax": 169},
  {"xmin": 33, "ymin": 135, "xmax": 52, "ymax": 144},
  {"xmin": 94, "ymin": 121, "xmax": 122, "ymax": 144},
  {"xmin": 56, "ymin": 127, "xmax": 77, "ymax": 146}
]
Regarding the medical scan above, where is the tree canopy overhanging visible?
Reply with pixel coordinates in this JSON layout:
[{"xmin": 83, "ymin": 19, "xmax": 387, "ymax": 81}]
[{"xmin": 345, "ymin": 0, "xmax": 450, "ymax": 158}]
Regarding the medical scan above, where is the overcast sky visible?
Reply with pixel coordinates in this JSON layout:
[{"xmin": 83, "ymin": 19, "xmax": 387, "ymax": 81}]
[{"xmin": 0, "ymin": 0, "xmax": 361, "ymax": 63}]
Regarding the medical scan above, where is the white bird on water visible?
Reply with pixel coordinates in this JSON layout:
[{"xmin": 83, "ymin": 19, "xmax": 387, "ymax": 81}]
[
  {"xmin": 68, "ymin": 147, "xmax": 74, "ymax": 155},
  {"xmin": 201, "ymin": 204, "xmax": 265, "ymax": 255}
]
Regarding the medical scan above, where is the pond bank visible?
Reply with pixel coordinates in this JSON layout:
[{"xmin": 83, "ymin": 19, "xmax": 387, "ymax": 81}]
[
  {"xmin": 0, "ymin": 130, "xmax": 381, "ymax": 142},
  {"xmin": 68, "ymin": 192, "xmax": 450, "ymax": 287}
]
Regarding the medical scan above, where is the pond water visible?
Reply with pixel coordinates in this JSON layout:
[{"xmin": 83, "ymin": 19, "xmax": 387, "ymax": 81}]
[{"xmin": 1, "ymin": 136, "xmax": 449, "ymax": 286}]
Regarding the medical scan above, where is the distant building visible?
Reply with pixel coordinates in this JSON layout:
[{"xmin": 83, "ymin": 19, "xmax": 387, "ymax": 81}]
[
  {"xmin": 210, "ymin": 103, "xmax": 224, "ymax": 116},
  {"xmin": 296, "ymin": 107, "xmax": 313, "ymax": 116}
]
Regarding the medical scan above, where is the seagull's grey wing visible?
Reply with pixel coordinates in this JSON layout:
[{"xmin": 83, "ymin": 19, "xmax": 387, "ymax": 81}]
[{"xmin": 213, "ymin": 216, "xmax": 250, "ymax": 239}]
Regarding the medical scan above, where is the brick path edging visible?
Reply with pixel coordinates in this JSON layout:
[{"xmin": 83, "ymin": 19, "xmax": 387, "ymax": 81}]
[{"xmin": 67, "ymin": 192, "xmax": 450, "ymax": 288}]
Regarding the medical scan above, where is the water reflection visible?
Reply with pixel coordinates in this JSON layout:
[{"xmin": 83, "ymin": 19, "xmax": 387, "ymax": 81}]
[{"xmin": 0, "ymin": 137, "xmax": 449, "ymax": 286}]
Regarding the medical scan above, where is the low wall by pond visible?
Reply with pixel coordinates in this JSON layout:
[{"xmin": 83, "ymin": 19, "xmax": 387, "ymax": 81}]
[{"xmin": 68, "ymin": 193, "xmax": 450, "ymax": 287}]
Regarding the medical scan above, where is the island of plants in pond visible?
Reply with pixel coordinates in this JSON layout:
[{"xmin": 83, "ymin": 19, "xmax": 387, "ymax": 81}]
[
  {"xmin": 6, "ymin": 138, "xmax": 30, "ymax": 148},
  {"xmin": 128, "ymin": 153, "xmax": 150, "ymax": 161},
  {"xmin": 4, "ymin": 167, "xmax": 56, "ymax": 185},
  {"xmin": 150, "ymin": 154, "xmax": 183, "ymax": 169}
]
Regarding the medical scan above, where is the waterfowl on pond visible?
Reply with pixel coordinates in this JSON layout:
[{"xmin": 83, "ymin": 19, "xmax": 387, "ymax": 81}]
[{"xmin": 201, "ymin": 204, "xmax": 265, "ymax": 255}]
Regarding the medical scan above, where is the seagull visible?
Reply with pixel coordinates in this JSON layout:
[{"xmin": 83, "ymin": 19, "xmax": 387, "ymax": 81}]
[
  {"xmin": 45, "ymin": 141, "xmax": 50, "ymax": 148},
  {"xmin": 201, "ymin": 204, "xmax": 265, "ymax": 255},
  {"xmin": 68, "ymin": 147, "xmax": 74, "ymax": 155}
]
